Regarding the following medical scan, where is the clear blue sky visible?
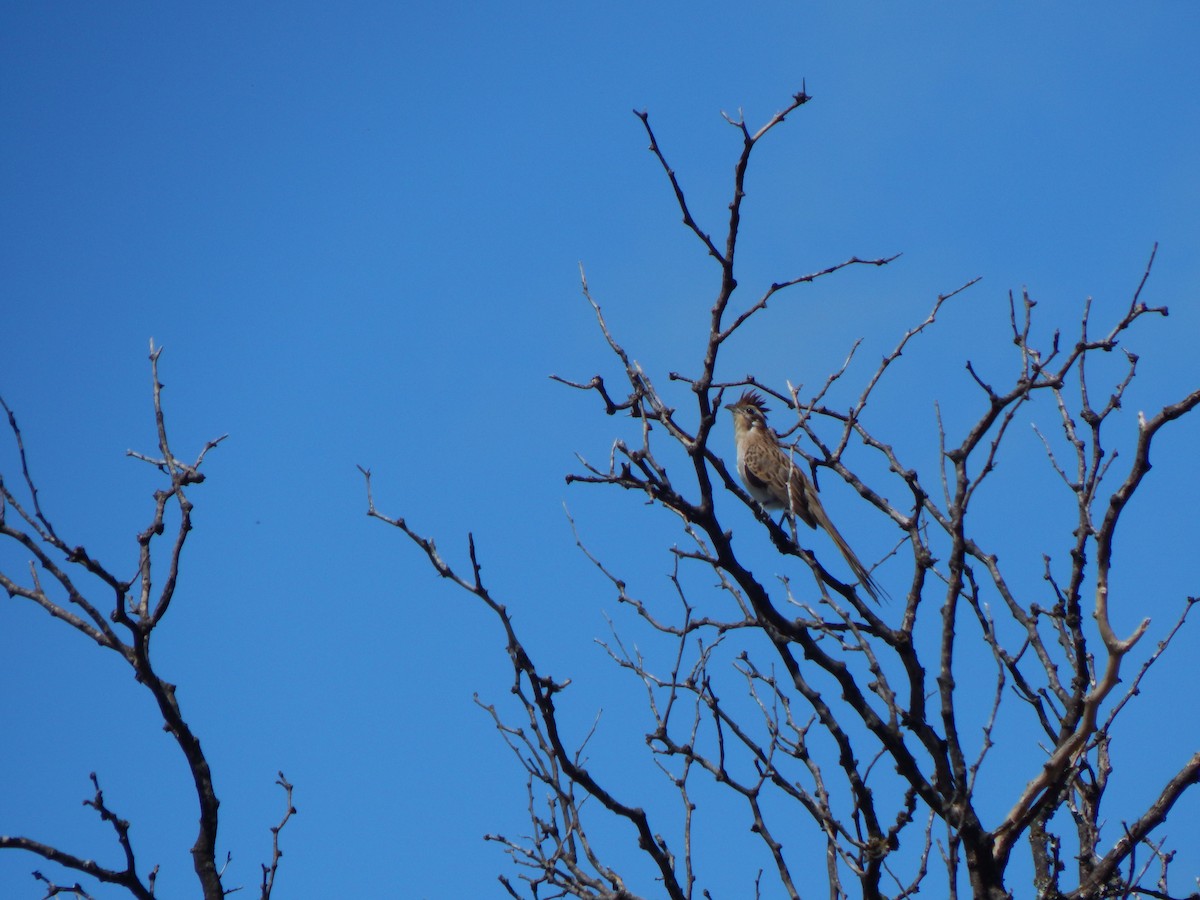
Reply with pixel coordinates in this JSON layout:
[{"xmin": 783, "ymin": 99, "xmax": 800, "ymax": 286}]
[{"xmin": 2, "ymin": 3, "xmax": 1198, "ymax": 898}]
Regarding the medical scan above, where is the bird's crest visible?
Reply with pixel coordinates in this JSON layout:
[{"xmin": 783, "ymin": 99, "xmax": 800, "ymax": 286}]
[{"xmin": 737, "ymin": 390, "xmax": 769, "ymax": 415}]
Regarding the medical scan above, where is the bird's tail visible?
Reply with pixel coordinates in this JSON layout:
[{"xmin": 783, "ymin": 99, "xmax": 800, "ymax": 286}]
[{"xmin": 814, "ymin": 507, "xmax": 885, "ymax": 603}]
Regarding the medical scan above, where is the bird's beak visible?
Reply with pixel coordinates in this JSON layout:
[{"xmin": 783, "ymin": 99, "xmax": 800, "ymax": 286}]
[{"xmin": 723, "ymin": 403, "xmax": 735, "ymax": 411}]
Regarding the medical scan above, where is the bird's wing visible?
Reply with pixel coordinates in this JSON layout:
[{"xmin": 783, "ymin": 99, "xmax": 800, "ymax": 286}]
[
  {"xmin": 745, "ymin": 437, "xmax": 885, "ymax": 602},
  {"xmin": 742, "ymin": 440, "xmax": 819, "ymax": 528},
  {"xmin": 782, "ymin": 462, "xmax": 820, "ymax": 529}
]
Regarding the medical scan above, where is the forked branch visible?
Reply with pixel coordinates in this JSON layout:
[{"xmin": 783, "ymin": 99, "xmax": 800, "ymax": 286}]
[{"xmin": 1, "ymin": 347, "xmax": 288, "ymax": 900}]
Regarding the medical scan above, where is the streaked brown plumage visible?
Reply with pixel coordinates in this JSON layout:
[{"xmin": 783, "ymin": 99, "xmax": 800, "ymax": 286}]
[{"xmin": 725, "ymin": 390, "xmax": 882, "ymax": 601}]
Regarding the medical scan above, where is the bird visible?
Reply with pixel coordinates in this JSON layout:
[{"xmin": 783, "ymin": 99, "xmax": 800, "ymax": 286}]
[{"xmin": 725, "ymin": 390, "xmax": 883, "ymax": 601}]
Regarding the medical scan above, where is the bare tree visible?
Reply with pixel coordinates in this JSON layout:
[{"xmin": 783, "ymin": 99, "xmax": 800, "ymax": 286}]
[
  {"xmin": 362, "ymin": 92, "xmax": 1200, "ymax": 899},
  {"xmin": 0, "ymin": 343, "xmax": 294, "ymax": 900}
]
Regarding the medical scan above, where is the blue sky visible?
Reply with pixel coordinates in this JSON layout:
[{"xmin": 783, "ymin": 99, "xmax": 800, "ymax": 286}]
[{"xmin": 2, "ymin": 3, "xmax": 1199, "ymax": 898}]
